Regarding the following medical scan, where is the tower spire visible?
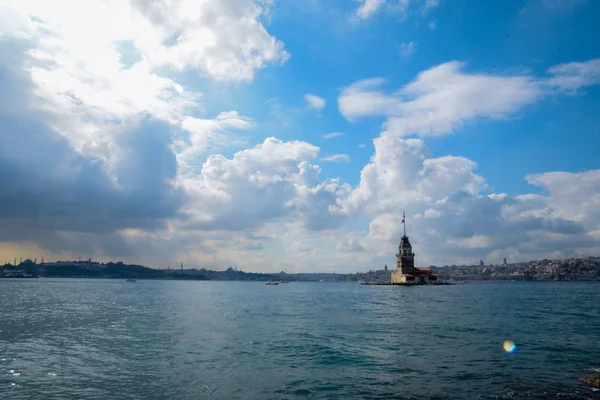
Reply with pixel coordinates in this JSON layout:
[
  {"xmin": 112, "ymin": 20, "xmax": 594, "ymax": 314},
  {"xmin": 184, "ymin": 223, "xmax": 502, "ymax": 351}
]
[{"xmin": 403, "ymin": 210, "xmax": 406, "ymax": 237}]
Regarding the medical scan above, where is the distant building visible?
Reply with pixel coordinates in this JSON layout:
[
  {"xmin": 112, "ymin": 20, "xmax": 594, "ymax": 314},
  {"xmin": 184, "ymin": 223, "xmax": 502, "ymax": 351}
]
[
  {"xmin": 391, "ymin": 211, "xmax": 437, "ymax": 284},
  {"xmin": 503, "ymin": 258, "xmax": 507, "ymax": 265},
  {"xmin": 480, "ymin": 260, "xmax": 484, "ymax": 267},
  {"xmin": 384, "ymin": 264, "xmax": 388, "ymax": 272}
]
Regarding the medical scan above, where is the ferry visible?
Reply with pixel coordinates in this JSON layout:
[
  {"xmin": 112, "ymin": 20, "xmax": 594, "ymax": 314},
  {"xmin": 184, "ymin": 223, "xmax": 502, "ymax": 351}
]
[{"xmin": 265, "ymin": 281, "xmax": 279, "ymax": 285}]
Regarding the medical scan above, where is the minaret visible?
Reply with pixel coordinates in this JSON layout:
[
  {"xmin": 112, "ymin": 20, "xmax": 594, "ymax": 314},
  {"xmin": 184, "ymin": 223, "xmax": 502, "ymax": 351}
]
[{"xmin": 396, "ymin": 210, "xmax": 415, "ymax": 274}]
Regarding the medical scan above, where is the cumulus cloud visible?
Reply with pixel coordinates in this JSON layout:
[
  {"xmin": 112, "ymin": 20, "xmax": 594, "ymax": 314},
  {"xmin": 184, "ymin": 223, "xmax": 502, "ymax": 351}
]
[
  {"xmin": 525, "ymin": 170, "xmax": 600, "ymax": 225},
  {"xmin": 339, "ymin": 58, "xmax": 600, "ymax": 138},
  {"xmin": 0, "ymin": 64, "xmax": 185, "ymax": 256},
  {"xmin": 179, "ymin": 137, "xmax": 348, "ymax": 232},
  {"xmin": 1, "ymin": 0, "xmax": 288, "ymax": 83},
  {"xmin": 336, "ymin": 131, "xmax": 600, "ymax": 266},
  {"xmin": 0, "ymin": 0, "xmax": 292, "ymax": 267},
  {"xmin": 305, "ymin": 94, "xmax": 326, "ymax": 111},
  {"xmin": 0, "ymin": 0, "xmax": 288, "ymax": 168},
  {"xmin": 0, "ymin": 33, "xmax": 350, "ymax": 269}
]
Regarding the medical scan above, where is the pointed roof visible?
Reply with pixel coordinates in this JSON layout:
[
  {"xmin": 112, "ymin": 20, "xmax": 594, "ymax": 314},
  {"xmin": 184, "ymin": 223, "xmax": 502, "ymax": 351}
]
[
  {"xmin": 399, "ymin": 209, "xmax": 412, "ymax": 247},
  {"xmin": 399, "ymin": 235, "xmax": 412, "ymax": 249}
]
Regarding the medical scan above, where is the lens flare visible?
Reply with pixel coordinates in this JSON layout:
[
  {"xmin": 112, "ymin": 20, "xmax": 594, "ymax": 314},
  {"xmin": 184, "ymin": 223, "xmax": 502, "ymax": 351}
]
[{"xmin": 503, "ymin": 340, "xmax": 516, "ymax": 353}]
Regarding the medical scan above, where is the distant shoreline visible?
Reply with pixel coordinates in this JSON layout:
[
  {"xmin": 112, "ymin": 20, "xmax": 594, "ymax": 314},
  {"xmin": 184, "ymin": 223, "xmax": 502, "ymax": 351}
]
[
  {"xmin": 2, "ymin": 256, "xmax": 599, "ymax": 282},
  {"xmin": 3, "ymin": 277, "xmax": 600, "ymax": 285}
]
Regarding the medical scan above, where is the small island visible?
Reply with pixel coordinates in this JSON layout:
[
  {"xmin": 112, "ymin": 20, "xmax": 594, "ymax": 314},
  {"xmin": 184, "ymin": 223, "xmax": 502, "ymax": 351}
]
[{"xmin": 363, "ymin": 212, "xmax": 451, "ymax": 286}]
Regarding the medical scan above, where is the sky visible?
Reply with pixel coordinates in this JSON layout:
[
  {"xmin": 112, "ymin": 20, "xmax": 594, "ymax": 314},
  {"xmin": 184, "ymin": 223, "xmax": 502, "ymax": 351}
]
[{"xmin": 1, "ymin": 0, "xmax": 600, "ymax": 272}]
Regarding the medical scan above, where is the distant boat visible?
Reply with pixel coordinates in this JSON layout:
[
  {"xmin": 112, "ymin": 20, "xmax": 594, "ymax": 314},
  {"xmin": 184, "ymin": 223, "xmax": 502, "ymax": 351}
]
[
  {"xmin": 266, "ymin": 281, "xmax": 279, "ymax": 285},
  {"xmin": 125, "ymin": 279, "xmax": 136, "ymax": 282}
]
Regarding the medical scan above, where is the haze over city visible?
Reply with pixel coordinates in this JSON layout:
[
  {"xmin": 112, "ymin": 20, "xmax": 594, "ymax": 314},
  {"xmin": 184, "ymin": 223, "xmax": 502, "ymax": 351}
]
[{"xmin": 1, "ymin": 0, "xmax": 599, "ymax": 272}]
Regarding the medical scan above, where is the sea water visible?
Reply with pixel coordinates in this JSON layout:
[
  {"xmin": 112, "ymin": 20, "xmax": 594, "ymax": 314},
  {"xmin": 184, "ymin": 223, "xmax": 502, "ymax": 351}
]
[{"xmin": 1, "ymin": 279, "xmax": 599, "ymax": 399}]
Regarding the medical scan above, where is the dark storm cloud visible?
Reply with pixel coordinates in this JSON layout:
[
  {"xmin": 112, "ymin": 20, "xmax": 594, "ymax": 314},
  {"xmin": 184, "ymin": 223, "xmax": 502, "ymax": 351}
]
[{"xmin": 0, "ymin": 43, "xmax": 187, "ymax": 255}]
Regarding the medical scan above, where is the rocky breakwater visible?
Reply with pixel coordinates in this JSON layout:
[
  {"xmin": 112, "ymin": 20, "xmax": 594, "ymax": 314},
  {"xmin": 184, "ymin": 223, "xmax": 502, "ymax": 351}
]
[{"xmin": 579, "ymin": 373, "xmax": 600, "ymax": 389}]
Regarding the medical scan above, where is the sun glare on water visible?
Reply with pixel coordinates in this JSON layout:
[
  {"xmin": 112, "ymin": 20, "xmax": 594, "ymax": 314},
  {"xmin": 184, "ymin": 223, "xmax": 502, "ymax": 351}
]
[{"xmin": 503, "ymin": 340, "xmax": 517, "ymax": 353}]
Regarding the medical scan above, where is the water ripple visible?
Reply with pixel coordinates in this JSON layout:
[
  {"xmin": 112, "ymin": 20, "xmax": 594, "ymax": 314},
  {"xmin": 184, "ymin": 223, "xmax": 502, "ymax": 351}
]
[{"xmin": 1, "ymin": 280, "xmax": 600, "ymax": 399}]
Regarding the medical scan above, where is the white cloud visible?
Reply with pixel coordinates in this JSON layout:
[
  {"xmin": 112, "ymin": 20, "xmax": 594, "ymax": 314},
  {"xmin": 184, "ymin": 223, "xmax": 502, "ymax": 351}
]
[
  {"xmin": 359, "ymin": 144, "xmax": 367, "ymax": 148},
  {"xmin": 399, "ymin": 41, "xmax": 417, "ymax": 57},
  {"xmin": 337, "ymin": 236, "xmax": 366, "ymax": 253},
  {"xmin": 353, "ymin": 0, "xmax": 439, "ymax": 21},
  {"xmin": 354, "ymin": 0, "xmax": 386, "ymax": 20},
  {"xmin": 305, "ymin": 94, "xmax": 326, "ymax": 110},
  {"xmin": 178, "ymin": 111, "xmax": 255, "ymax": 162},
  {"xmin": 339, "ymin": 58, "xmax": 600, "ymax": 139},
  {"xmin": 525, "ymin": 170, "xmax": 600, "ymax": 225},
  {"xmin": 423, "ymin": 208, "xmax": 442, "ymax": 218},
  {"xmin": 337, "ymin": 131, "xmax": 600, "ymax": 267},
  {"xmin": 178, "ymin": 137, "xmax": 348, "ymax": 233},
  {"xmin": 3, "ymin": 0, "xmax": 289, "ymax": 83},
  {"xmin": 339, "ymin": 132, "xmax": 485, "ymax": 215},
  {"xmin": 337, "ymin": 77, "xmax": 399, "ymax": 121},
  {"xmin": 323, "ymin": 132, "xmax": 344, "ymax": 139},
  {"xmin": 448, "ymin": 235, "xmax": 491, "ymax": 249},
  {"xmin": 424, "ymin": 0, "xmax": 440, "ymax": 10},
  {"xmin": 0, "ymin": 0, "xmax": 291, "ymax": 169},
  {"xmin": 546, "ymin": 58, "xmax": 600, "ymax": 92},
  {"xmin": 322, "ymin": 154, "xmax": 351, "ymax": 163},
  {"xmin": 428, "ymin": 21, "xmax": 437, "ymax": 31},
  {"xmin": 339, "ymin": 62, "xmax": 542, "ymax": 137}
]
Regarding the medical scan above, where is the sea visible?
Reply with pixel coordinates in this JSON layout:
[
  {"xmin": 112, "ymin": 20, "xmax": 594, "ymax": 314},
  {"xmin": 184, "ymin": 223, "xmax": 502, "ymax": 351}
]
[{"xmin": 1, "ymin": 279, "xmax": 599, "ymax": 400}]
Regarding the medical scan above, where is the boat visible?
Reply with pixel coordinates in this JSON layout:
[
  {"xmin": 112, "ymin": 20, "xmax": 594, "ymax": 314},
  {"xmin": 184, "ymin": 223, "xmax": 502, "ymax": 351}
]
[
  {"xmin": 125, "ymin": 278, "xmax": 136, "ymax": 282},
  {"xmin": 265, "ymin": 281, "xmax": 279, "ymax": 285}
]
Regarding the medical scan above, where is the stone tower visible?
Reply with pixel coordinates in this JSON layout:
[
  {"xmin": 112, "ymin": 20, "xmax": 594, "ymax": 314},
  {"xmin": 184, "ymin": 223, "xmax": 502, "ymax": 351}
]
[{"xmin": 396, "ymin": 211, "xmax": 415, "ymax": 275}]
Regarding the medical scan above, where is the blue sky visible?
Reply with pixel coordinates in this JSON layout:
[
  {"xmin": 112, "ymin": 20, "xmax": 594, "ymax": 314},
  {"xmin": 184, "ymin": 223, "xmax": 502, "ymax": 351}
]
[
  {"xmin": 1, "ymin": 0, "xmax": 599, "ymax": 271},
  {"xmin": 168, "ymin": 0, "xmax": 600, "ymax": 192}
]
